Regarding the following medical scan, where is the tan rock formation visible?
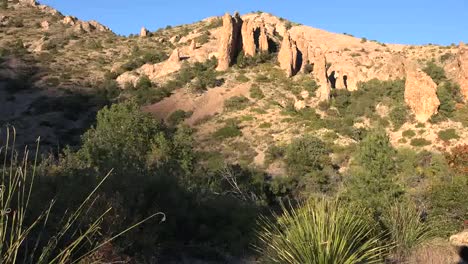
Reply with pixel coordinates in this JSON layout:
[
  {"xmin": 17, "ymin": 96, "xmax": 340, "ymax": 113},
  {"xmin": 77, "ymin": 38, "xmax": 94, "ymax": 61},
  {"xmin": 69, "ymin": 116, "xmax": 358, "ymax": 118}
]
[
  {"xmin": 278, "ymin": 32, "xmax": 300, "ymax": 77},
  {"xmin": 190, "ymin": 39, "xmax": 197, "ymax": 50},
  {"xmin": 40, "ymin": 20, "xmax": 49, "ymax": 30},
  {"xmin": 89, "ymin": 20, "xmax": 110, "ymax": 32},
  {"xmin": 404, "ymin": 66, "xmax": 440, "ymax": 123},
  {"xmin": 313, "ymin": 48, "xmax": 330, "ymax": 101},
  {"xmin": 62, "ymin": 16, "xmax": 77, "ymax": 26},
  {"xmin": 19, "ymin": 0, "xmax": 37, "ymax": 6},
  {"xmin": 216, "ymin": 12, "xmax": 243, "ymax": 71},
  {"xmin": 140, "ymin": 27, "xmax": 149, "ymax": 37},
  {"xmin": 457, "ymin": 42, "xmax": 468, "ymax": 101},
  {"xmin": 294, "ymin": 100, "xmax": 306, "ymax": 111},
  {"xmin": 168, "ymin": 48, "xmax": 181, "ymax": 63},
  {"xmin": 258, "ymin": 24, "xmax": 269, "ymax": 53},
  {"xmin": 116, "ymin": 72, "xmax": 139, "ymax": 89},
  {"xmin": 241, "ymin": 19, "xmax": 256, "ymax": 57}
]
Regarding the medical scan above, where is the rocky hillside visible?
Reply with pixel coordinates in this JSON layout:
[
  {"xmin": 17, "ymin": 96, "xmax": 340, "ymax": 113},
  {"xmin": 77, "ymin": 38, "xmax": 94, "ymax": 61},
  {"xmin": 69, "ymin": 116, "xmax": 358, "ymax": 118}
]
[{"xmin": 1, "ymin": 1, "xmax": 467, "ymax": 167}]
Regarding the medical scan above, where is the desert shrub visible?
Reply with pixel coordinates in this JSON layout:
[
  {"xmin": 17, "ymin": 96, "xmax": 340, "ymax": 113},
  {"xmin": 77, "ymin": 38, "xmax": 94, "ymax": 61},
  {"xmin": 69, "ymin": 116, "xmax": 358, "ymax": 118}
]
[
  {"xmin": 402, "ymin": 129, "xmax": 416, "ymax": 138},
  {"xmin": 0, "ymin": 0, "xmax": 7, "ymax": 9},
  {"xmin": 445, "ymin": 144, "xmax": 468, "ymax": 174},
  {"xmin": 389, "ymin": 104, "xmax": 408, "ymax": 129},
  {"xmin": 121, "ymin": 50, "xmax": 168, "ymax": 71},
  {"xmin": 361, "ymin": 37, "xmax": 368, "ymax": 43},
  {"xmin": 236, "ymin": 51, "xmax": 274, "ymax": 69},
  {"xmin": 428, "ymin": 175, "xmax": 468, "ymax": 237},
  {"xmin": 284, "ymin": 135, "xmax": 330, "ymax": 178},
  {"xmin": 135, "ymin": 75, "xmax": 153, "ymax": 89},
  {"xmin": 224, "ymin": 96, "xmax": 250, "ymax": 111},
  {"xmin": 284, "ymin": 21, "xmax": 292, "ymax": 30},
  {"xmin": 438, "ymin": 128, "xmax": 459, "ymax": 141},
  {"xmin": 345, "ymin": 130, "xmax": 403, "ymax": 214},
  {"xmin": 259, "ymin": 122, "xmax": 271, "ymax": 129},
  {"xmin": 255, "ymin": 198, "xmax": 389, "ymax": 264},
  {"xmin": 440, "ymin": 53, "xmax": 454, "ymax": 63},
  {"xmin": 453, "ymin": 104, "xmax": 468, "ymax": 126},
  {"xmin": 423, "ymin": 62, "xmax": 446, "ymax": 85},
  {"xmin": 410, "ymin": 138, "xmax": 431, "ymax": 147},
  {"xmin": 249, "ymin": 85, "xmax": 265, "ymax": 99},
  {"xmin": 381, "ymin": 202, "xmax": 432, "ymax": 261},
  {"xmin": 265, "ymin": 145, "xmax": 286, "ymax": 165},
  {"xmin": 236, "ymin": 73, "xmax": 250, "ymax": 83},
  {"xmin": 213, "ymin": 123, "xmax": 242, "ymax": 139},
  {"xmin": 167, "ymin": 110, "xmax": 193, "ymax": 126},
  {"xmin": 195, "ymin": 31, "xmax": 210, "ymax": 45},
  {"xmin": 303, "ymin": 63, "xmax": 313, "ymax": 73},
  {"xmin": 436, "ymin": 81, "xmax": 462, "ymax": 119}
]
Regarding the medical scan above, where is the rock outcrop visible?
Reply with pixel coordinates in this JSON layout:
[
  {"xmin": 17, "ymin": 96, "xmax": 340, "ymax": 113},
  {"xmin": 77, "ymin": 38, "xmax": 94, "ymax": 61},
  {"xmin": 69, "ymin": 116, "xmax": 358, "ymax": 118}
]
[
  {"xmin": 451, "ymin": 230, "xmax": 468, "ymax": 248},
  {"xmin": 168, "ymin": 48, "xmax": 181, "ymax": 63},
  {"xmin": 216, "ymin": 12, "xmax": 243, "ymax": 71},
  {"xmin": 278, "ymin": 32, "xmax": 300, "ymax": 77},
  {"xmin": 404, "ymin": 66, "xmax": 440, "ymax": 123},
  {"xmin": 241, "ymin": 19, "xmax": 256, "ymax": 57},
  {"xmin": 241, "ymin": 18, "xmax": 270, "ymax": 57},
  {"xmin": 313, "ymin": 48, "xmax": 330, "ymax": 101},
  {"xmin": 258, "ymin": 24, "xmax": 269, "ymax": 53},
  {"xmin": 140, "ymin": 27, "xmax": 149, "ymax": 37},
  {"xmin": 190, "ymin": 39, "xmax": 197, "ymax": 51},
  {"xmin": 62, "ymin": 16, "xmax": 110, "ymax": 33},
  {"xmin": 457, "ymin": 42, "xmax": 468, "ymax": 101},
  {"xmin": 40, "ymin": 20, "xmax": 49, "ymax": 30},
  {"xmin": 19, "ymin": 0, "xmax": 37, "ymax": 6}
]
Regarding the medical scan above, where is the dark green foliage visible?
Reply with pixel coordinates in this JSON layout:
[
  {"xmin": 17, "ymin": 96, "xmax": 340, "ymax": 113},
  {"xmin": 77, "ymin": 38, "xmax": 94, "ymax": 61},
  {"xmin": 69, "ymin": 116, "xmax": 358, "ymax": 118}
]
[
  {"xmin": 429, "ymin": 175, "xmax": 468, "ymax": 237},
  {"xmin": 331, "ymin": 79, "xmax": 405, "ymax": 121},
  {"xmin": 410, "ymin": 138, "xmax": 431, "ymax": 147},
  {"xmin": 121, "ymin": 50, "xmax": 168, "ymax": 71},
  {"xmin": 440, "ymin": 53, "xmax": 454, "ymax": 63},
  {"xmin": 135, "ymin": 75, "xmax": 153, "ymax": 89},
  {"xmin": 213, "ymin": 123, "xmax": 242, "ymax": 139},
  {"xmin": 345, "ymin": 130, "xmax": 403, "ymax": 214},
  {"xmin": 402, "ymin": 129, "xmax": 416, "ymax": 138},
  {"xmin": 389, "ymin": 105, "xmax": 408, "ymax": 129},
  {"xmin": 422, "ymin": 62, "xmax": 447, "ymax": 85},
  {"xmin": 224, "ymin": 96, "xmax": 250, "ymax": 111},
  {"xmin": 236, "ymin": 51, "xmax": 274, "ymax": 69},
  {"xmin": 436, "ymin": 81, "xmax": 462, "ymax": 119},
  {"xmin": 0, "ymin": 0, "xmax": 7, "ymax": 9},
  {"xmin": 438, "ymin": 128, "xmax": 459, "ymax": 141},
  {"xmin": 285, "ymin": 135, "xmax": 330, "ymax": 178},
  {"xmin": 167, "ymin": 110, "xmax": 193, "ymax": 126},
  {"xmin": 249, "ymin": 85, "xmax": 265, "ymax": 99}
]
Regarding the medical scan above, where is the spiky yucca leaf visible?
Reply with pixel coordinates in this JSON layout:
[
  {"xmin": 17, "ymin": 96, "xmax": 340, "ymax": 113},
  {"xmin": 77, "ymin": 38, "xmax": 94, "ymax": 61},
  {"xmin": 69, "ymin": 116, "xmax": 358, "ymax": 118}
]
[{"xmin": 255, "ymin": 198, "xmax": 389, "ymax": 264}]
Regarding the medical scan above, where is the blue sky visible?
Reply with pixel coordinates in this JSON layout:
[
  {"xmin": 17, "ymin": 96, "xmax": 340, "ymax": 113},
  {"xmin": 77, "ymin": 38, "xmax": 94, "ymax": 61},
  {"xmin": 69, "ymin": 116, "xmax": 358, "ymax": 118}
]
[{"xmin": 40, "ymin": 0, "xmax": 467, "ymax": 45}]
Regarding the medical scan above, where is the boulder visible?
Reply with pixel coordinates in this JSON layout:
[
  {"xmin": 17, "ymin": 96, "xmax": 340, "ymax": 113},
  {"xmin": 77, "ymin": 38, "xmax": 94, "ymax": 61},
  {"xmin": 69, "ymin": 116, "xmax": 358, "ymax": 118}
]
[
  {"xmin": 450, "ymin": 230, "xmax": 468, "ymax": 248},
  {"xmin": 89, "ymin": 20, "xmax": 110, "ymax": 32},
  {"xmin": 216, "ymin": 12, "xmax": 243, "ymax": 71},
  {"xmin": 404, "ymin": 66, "xmax": 440, "ymax": 123},
  {"xmin": 140, "ymin": 27, "xmax": 149, "ymax": 37},
  {"xmin": 294, "ymin": 100, "xmax": 306, "ymax": 111},
  {"xmin": 457, "ymin": 42, "xmax": 468, "ymax": 101},
  {"xmin": 278, "ymin": 31, "xmax": 300, "ymax": 77},
  {"xmin": 116, "ymin": 72, "xmax": 139, "ymax": 89}
]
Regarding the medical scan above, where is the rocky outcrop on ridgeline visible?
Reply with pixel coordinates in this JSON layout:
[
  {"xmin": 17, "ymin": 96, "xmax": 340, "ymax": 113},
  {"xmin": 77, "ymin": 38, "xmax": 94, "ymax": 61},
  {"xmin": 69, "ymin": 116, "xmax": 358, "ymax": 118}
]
[
  {"xmin": 457, "ymin": 42, "xmax": 468, "ymax": 101},
  {"xmin": 404, "ymin": 65, "xmax": 440, "ymax": 123},
  {"xmin": 241, "ymin": 18, "xmax": 270, "ymax": 57},
  {"xmin": 278, "ymin": 32, "xmax": 300, "ymax": 77},
  {"xmin": 216, "ymin": 12, "xmax": 243, "ymax": 71},
  {"xmin": 190, "ymin": 39, "xmax": 197, "ymax": 51},
  {"xmin": 168, "ymin": 48, "xmax": 181, "ymax": 63},
  {"xmin": 140, "ymin": 27, "xmax": 149, "ymax": 37},
  {"xmin": 62, "ymin": 16, "xmax": 111, "ymax": 33}
]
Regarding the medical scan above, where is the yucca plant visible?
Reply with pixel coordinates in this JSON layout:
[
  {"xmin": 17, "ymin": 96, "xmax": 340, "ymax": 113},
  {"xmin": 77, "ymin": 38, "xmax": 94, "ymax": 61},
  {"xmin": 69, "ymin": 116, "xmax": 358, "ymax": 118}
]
[
  {"xmin": 0, "ymin": 127, "xmax": 164, "ymax": 263},
  {"xmin": 255, "ymin": 198, "xmax": 390, "ymax": 264},
  {"xmin": 381, "ymin": 202, "xmax": 432, "ymax": 262}
]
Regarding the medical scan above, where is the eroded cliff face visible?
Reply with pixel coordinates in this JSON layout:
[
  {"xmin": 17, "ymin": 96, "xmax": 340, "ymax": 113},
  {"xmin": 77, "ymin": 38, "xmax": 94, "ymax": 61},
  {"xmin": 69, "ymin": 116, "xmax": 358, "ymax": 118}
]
[{"xmin": 216, "ymin": 13, "xmax": 243, "ymax": 71}]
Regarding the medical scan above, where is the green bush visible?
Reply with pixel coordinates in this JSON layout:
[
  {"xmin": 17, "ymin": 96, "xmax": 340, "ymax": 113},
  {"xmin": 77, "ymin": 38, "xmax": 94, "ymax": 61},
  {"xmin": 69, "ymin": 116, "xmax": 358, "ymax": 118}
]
[
  {"xmin": 135, "ymin": 75, "xmax": 153, "ymax": 89},
  {"xmin": 410, "ymin": 138, "xmax": 431, "ymax": 147},
  {"xmin": 167, "ymin": 110, "xmax": 193, "ymax": 126},
  {"xmin": 402, "ymin": 129, "xmax": 416, "ymax": 138},
  {"xmin": 389, "ymin": 105, "xmax": 408, "ymax": 129},
  {"xmin": 436, "ymin": 81, "xmax": 462, "ymax": 118},
  {"xmin": 422, "ymin": 62, "xmax": 446, "ymax": 85},
  {"xmin": 224, "ymin": 96, "xmax": 250, "ymax": 111},
  {"xmin": 256, "ymin": 199, "xmax": 389, "ymax": 264},
  {"xmin": 249, "ymin": 85, "xmax": 265, "ymax": 100},
  {"xmin": 285, "ymin": 135, "xmax": 330, "ymax": 177},
  {"xmin": 438, "ymin": 128, "xmax": 459, "ymax": 141},
  {"xmin": 213, "ymin": 123, "xmax": 242, "ymax": 139}
]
